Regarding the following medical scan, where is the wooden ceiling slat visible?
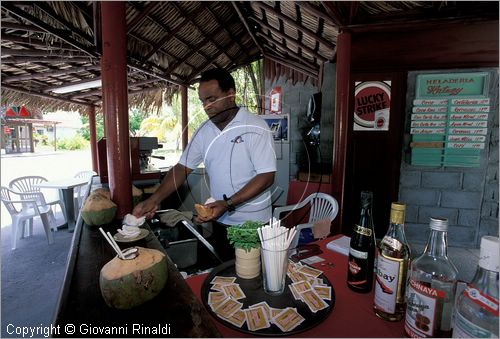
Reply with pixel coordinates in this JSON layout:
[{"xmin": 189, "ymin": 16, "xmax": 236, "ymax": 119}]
[
  {"xmin": 1, "ymin": 21, "xmax": 47, "ymax": 33},
  {"xmin": 1, "ymin": 2, "xmax": 97, "ymax": 57},
  {"xmin": 1, "ymin": 48, "xmax": 87, "ymax": 58},
  {"xmin": 298, "ymin": 2, "xmax": 334, "ymax": 26},
  {"xmin": 265, "ymin": 53, "xmax": 317, "ymax": 80},
  {"xmin": 231, "ymin": 1, "xmax": 264, "ymax": 56},
  {"xmin": 126, "ymin": 1, "xmax": 161, "ymax": 33},
  {"xmin": 2, "ymin": 56, "xmax": 96, "ymax": 64},
  {"xmin": 253, "ymin": 1, "xmax": 335, "ymax": 51},
  {"xmin": 4, "ymin": 65, "xmax": 99, "ymax": 83},
  {"xmin": 1, "ymin": 34, "xmax": 80, "ymax": 51},
  {"xmin": 250, "ymin": 17, "xmax": 327, "ymax": 62}
]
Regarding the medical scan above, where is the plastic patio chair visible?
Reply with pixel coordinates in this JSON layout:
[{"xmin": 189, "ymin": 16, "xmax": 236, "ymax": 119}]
[
  {"xmin": 9, "ymin": 175, "xmax": 67, "ymax": 223},
  {"xmin": 272, "ymin": 192, "xmax": 339, "ymax": 250},
  {"xmin": 1, "ymin": 186, "xmax": 56, "ymax": 250},
  {"xmin": 73, "ymin": 170, "xmax": 97, "ymax": 209}
]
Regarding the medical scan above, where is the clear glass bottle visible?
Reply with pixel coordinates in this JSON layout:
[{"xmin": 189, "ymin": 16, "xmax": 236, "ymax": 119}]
[
  {"xmin": 404, "ymin": 217, "xmax": 458, "ymax": 338},
  {"xmin": 374, "ymin": 202, "xmax": 411, "ymax": 321},
  {"xmin": 452, "ymin": 236, "xmax": 499, "ymax": 338},
  {"xmin": 347, "ymin": 191, "xmax": 376, "ymax": 293}
]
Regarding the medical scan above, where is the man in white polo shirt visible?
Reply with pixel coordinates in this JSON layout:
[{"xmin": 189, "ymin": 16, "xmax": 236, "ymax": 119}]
[{"xmin": 133, "ymin": 68, "xmax": 276, "ymax": 261}]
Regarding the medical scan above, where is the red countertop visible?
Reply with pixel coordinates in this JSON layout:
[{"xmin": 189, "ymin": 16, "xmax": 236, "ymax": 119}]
[{"xmin": 185, "ymin": 235, "xmax": 405, "ymax": 338}]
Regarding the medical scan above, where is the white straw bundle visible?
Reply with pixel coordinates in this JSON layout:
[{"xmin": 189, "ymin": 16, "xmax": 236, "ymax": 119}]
[
  {"xmin": 99, "ymin": 227, "xmax": 125, "ymax": 259},
  {"xmin": 258, "ymin": 218, "xmax": 297, "ymax": 292}
]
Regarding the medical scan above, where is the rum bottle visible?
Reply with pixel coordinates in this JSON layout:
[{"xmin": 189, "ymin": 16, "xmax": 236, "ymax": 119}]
[
  {"xmin": 347, "ymin": 191, "xmax": 376, "ymax": 293},
  {"xmin": 404, "ymin": 217, "xmax": 458, "ymax": 338},
  {"xmin": 374, "ymin": 202, "xmax": 411, "ymax": 321},
  {"xmin": 452, "ymin": 236, "xmax": 499, "ymax": 338}
]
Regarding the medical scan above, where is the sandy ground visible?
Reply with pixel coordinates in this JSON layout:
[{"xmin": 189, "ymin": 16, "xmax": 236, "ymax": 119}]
[{"xmin": 0, "ymin": 149, "xmax": 93, "ymax": 227}]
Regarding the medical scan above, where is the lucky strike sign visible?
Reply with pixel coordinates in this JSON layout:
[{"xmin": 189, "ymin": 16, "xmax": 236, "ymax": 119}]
[{"xmin": 354, "ymin": 81, "xmax": 391, "ymax": 131}]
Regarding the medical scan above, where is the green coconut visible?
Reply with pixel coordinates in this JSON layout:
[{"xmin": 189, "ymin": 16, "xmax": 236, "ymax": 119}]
[
  {"xmin": 90, "ymin": 188, "xmax": 111, "ymax": 200},
  {"xmin": 81, "ymin": 193, "xmax": 117, "ymax": 226},
  {"xmin": 99, "ymin": 247, "xmax": 168, "ymax": 309},
  {"xmin": 132, "ymin": 185, "xmax": 143, "ymax": 207}
]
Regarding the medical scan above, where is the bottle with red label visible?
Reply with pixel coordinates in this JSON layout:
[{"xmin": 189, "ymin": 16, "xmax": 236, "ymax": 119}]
[
  {"xmin": 404, "ymin": 217, "xmax": 458, "ymax": 338},
  {"xmin": 374, "ymin": 202, "xmax": 411, "ymax": 321},
  {"xmin": 452, "ymin": 236, "xmax": 499, "ymax": 338},
  {"xmin": 347, "ymin": 191, "xmax": 376, "ymax": 293}
]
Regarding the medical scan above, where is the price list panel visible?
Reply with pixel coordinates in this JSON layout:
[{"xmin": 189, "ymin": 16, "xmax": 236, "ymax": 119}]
[{"xmin": 410, "ymin": 72, "xmax": 490, "ymax": 167}]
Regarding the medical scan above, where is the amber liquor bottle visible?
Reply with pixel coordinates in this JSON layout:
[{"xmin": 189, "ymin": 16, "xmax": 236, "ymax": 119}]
[
  {"xmin": 404, "ymin": 217, "xmax": 458, "ymax": 338},
  {"xmin": 347, "ymin": 191, "xmax": 376, "ymax": 293},
  {"xmin": 374, "ymin": 202, "xmax": 411, "ymax": 321}
]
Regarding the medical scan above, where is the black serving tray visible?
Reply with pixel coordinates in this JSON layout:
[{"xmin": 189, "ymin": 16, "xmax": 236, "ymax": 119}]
[{"xmin": 201, "ymin": 260, "xmax": 335, "ymax": 336}]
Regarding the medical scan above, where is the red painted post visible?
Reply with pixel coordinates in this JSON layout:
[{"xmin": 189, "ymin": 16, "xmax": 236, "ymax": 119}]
[
  {"xmin": 100, "ymin": 1, "xmax": 132, "ymax": 218},
  {"xmin": 87, "ymin": 106, "xmax": 98, "ymax": 173},
  {"xmin": 332, "ymin": 30, "xmax": 352, "ymax": 229},
  {"xmin": 181, "ymin": 85, "xmax": 188, "ymax": 150}
]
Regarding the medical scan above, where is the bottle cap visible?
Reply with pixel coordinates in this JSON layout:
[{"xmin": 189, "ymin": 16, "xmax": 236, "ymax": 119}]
[
  {"xmin": 429, "ymin": 217, "xmax": 448, "ymax": 231},
  {"xmin": 390, "ymin": 202, "xmax": 406, "ymax": 224},
  {"xmin": 479, "ymin": 236, "xmax": 499, "ymax": 272}
]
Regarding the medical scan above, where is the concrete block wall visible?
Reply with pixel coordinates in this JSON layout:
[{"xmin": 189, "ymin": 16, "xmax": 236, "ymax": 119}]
[
  {"xmin": 264, "ymin": 75, "xmax": 319, "ymax": 180},
  {"xmin": 400, "ymin": 69, "xmax": 499, "ymax": 248}
]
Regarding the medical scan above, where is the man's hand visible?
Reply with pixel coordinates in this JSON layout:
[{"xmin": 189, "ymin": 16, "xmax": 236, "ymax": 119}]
[
  {"xmin": 132, "ymin": 198, "xmax": 158, "ymax": 220},
  {"xmin": 194, "ymin": 200, "xmax": 228, "ymax": 223}
]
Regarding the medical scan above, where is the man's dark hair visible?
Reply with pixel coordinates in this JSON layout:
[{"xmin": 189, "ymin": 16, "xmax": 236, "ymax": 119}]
[{"xmin": 199, "ymin": 68, "xmax": 236, "ymax": 92}]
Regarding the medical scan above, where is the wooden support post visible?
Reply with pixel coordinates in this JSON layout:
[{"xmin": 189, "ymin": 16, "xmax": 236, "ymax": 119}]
[
  {"xmin": 181, "ymin": 85, "xmax": 188, "ymax": 150},
  {"xmin": 101, "ymin": 1, "xmax": 132, "ymax": 218},
  {"xmin": 87, "ymin": 106, "xmax": 98, "ymax": 173},
  {"xmin": 332, "ymin": 30, "xmax": 352, "ymax": 229}
]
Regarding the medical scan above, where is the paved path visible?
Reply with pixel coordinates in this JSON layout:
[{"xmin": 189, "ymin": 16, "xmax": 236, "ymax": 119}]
[{"xmin": 1, "ymin": 149, "xmax": 93, "ymax": 227}]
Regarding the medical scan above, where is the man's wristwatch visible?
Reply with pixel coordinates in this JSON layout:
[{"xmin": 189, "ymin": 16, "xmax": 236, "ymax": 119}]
[{"xmin": 223, "ymin": 194, "xmax": 236, "ymax": 212}]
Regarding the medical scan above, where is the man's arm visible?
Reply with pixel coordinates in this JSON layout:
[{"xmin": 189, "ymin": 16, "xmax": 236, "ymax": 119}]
[
  {"xmin": 133, "ymin": 163, "xmax": 193, "ymax": 218},
  {"xmin": 204, "ymin": 172, "xmax": 275, "ymax": 220}
]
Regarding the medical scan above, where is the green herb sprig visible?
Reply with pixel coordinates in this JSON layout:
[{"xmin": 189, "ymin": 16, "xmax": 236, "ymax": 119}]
[{"xmin": 226, "ymin": 220, "xmax": 263, "ymax": 252}]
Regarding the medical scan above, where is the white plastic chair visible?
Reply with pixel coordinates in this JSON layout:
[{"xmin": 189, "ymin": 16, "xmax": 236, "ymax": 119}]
[
  {"xmin": 73, "ymin": 170, "xmax": 96, "ymax": 209},
  {"xmin": 9, "ymin": 175, "xmax": 67, "ymax": 223},
  {"xmin": 272, "ymin": 192, "xmax": 339, "ymax": 250},
  {"xmin": 1, "ymin": 186, "xmax": 55, "ymax": 250}
]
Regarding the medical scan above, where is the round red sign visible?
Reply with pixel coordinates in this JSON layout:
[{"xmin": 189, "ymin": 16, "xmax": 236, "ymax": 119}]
[{"xmin": 354, "ymin": 81, "xmax": 391, "ymax": 128}]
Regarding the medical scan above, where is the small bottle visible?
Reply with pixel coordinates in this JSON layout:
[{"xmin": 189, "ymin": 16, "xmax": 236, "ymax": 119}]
[
  {"xmin": 347, "ymin": 191, "xmax": 376, "ymax": 293},
  {"xmin": 404, "ymin": 217, "xmax": 458, "ymax": 338},
  {"xmin": 374, "ymin": 202, "xmax": 411, "ymax": 321},
  {"xmin": 452, "ymin": 236, "xmax": 499, "ymax": 338}
]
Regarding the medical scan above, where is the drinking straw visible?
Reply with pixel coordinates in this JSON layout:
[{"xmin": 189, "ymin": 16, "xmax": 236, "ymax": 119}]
[{"xmin": 99, "ymin": 227, "xmax": 125, "ymax": 259}]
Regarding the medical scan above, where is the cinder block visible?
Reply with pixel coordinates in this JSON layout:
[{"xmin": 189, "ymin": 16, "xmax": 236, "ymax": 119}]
[
  {"xmin": 480, "ymin": 202, "xmax": 499, "ymax": 218},
  {"xmin": 447, "ymin": 226, "xmax": 476, "ymax": 247},
  {"xmin": 484, "ymin": 184, "xmax": 498, "ymax": 201},
  {"xmin": 462, "ymin": 172, "xmax": 486, "ymax": 191},
  {"xmin": 404, "ymin": 205, "xmax": 419, "ymax": 223},
  {"xmin": 405, "ymin": 223, "xmax": 430, "ymax": 245},
  {"xmin": 399, "ymin": 171, "xmax": 421, "ymax": 188},
  {"xmin": 478, "ymin": 219, "xmax": 500, "ymax": 238},
  {"xmin": 489, "ymin": 127, "xmax": 499, "ymax": 146},
  {"xmin": 422, "ymin": 172, "xmax": 461, "ymax": 189},
  {"xmin": 441, "ymin": 191, "xmax": 482, "ymax": 209},
  {"xmin": 400, "ymin": 188, "xmax": 439, "ymax": 206},
  {"xmin": 489, "ymin": 145, "xmax": 499, "ymax": 162},
  {"xmin": 418, "ymin": 206, "xmax": 458, "ymax": 225},
  {"xmin": 458, "ymin": 209, "xmax": 480, "ymax": 227},
  {"xmin": 486, "ymin": 164, "xmax": 498, "ymax": 181}
]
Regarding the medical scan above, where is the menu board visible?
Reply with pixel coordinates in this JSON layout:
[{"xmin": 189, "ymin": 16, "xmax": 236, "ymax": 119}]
[{"xmin": 410, "ymin": 72, "xmax": 490, "ymax": 167}]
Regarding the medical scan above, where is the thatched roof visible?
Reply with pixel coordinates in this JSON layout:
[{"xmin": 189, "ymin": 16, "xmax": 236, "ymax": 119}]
[{"xmin": 1, "ymin": 1, "xmax": 497, "ymax": 113}]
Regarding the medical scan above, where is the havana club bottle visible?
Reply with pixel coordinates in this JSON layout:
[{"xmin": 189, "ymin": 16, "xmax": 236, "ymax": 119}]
[
  {"xmin": 347, "ymin": 191, "xmax": 376, "ymax": 293},
  {"xmin": 374, "ymin": 202, "xmax": 411, "ymax": 321}
]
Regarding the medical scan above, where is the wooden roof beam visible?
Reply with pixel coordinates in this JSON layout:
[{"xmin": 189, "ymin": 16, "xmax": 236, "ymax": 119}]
[
  {"xmin": 3, "ymin": 65, "xmax": 99, "ymax": 83},
  {"xmin": 231, "ymin": 1, "xmax": 265, "ymax": 55},
  {"xmin": 255, "ymin": 32, "xmax": 323, "ymax": 69},
  {"xmin": 1, "ymin": 22, "xmax": 48, "ymax": 34},
  {"xmin": 1, "ymin": 56, "xmax": 97, "ymax": 64},
  {"xmin": 252, "ymin": 2, "xmax": 335, "ymax": 51},
  {"xmin": 297, "ymin": 2, "xmax": 334, "ymax": 26},
  {"xmin": 249, "ymin": 17, "xmax": 328, "ymax": 62},
  {"xmin": 320, "ymin": 2, "xmax": 347, "ymax": 28},
  {"xmin": 70, "ymin": 78, "xmax": 160, "ymax": 99},
  {"xmin": 205, "ymin": 6, "xmax": 249, "ymax": 57},
  {"xmin": 32, "ymin": 2, "xmax": 94, "ymax": 46},
  {"xmin": 1, "ymin": 34, "xmax": 80, "ymax": 51},
  {"xmin": 1, "ymin": 48, "xmax": 88, "ymax": 58},
  {"xmin": 1, "ymin": 84, "xmax": 95, "ymax": 107}
]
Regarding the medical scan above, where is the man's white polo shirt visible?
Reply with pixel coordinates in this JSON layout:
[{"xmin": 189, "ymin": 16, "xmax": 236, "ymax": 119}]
[{"xmin": 179, "ymin": 107, "xmax": 277, "ymax": 225}]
